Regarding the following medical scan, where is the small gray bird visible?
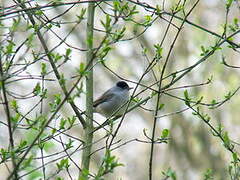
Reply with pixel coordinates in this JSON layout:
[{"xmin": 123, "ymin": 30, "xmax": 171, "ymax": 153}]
[{"xmin": 93, "ymin": 81, "xmax": 132, "ymax": 117}]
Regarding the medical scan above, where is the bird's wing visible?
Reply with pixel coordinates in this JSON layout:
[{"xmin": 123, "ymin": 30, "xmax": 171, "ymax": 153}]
[{"xmin": 93, "ymin": 90, "xmax": 115, "ymax": 107}]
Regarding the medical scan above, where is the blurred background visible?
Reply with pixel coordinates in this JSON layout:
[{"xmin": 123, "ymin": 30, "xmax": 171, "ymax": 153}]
[{"xmin": 1, "ymin": 0, "xmax": 240, "ymax": 179}]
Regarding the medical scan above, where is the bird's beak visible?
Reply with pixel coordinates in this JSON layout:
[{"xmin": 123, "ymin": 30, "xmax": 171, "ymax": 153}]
[{"xmin": 128, "ymin": 87, "xmax": 134, "ymax": 90}]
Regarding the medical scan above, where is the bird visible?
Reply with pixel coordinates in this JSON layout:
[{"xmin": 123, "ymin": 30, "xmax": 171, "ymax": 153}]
[{"xmin": 93, "ymin": 81, "xmax": 132, "ymax": 117}]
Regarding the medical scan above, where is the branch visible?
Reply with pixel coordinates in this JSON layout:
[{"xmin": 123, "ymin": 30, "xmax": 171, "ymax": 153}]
[{"xmin": 79, "ymin": 2, "xmax": 95, "ymax": 179}]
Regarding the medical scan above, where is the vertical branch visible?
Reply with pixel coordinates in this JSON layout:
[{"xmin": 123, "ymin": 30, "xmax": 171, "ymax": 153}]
[
  {"xmin": 0, "ymin": 52, "xmax": 17, "ymax": 178},
  {"xmin": 148, "ymin": 0, "xmax": 200, "ymax": 179},
  {"xmin": 79, "ymin": 2, "xmax": 95, "ymax": 179}
]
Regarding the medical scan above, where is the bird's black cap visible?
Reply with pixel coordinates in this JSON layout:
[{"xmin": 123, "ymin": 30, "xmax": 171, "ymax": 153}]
[{"xmin": 116, "ymin": 81, "xmax": 131, "ymax": 90}]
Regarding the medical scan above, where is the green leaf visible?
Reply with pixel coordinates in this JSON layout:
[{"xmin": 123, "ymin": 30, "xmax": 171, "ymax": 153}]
[
  {"xmin": 150, "ymin": 90, "xmax": 157, "ymax": 97},
  {"xmin": 184, "ymin": 90, "xmax": 190, "ymax": 106},
  {"xmin": 33, "ymin": 24, "xmax": 40, "ymax": 32},
  {"xmin": 10, "ymin": 113, "xmax": 20, "ymax": 124},
  {"xmin": 26, "ymin": 33, "xmax": 34, "ymax": 47},
  {"xmin": 66, "ymin": 139, "xmax": 74, "ymax": 149},
  {"xmin": 35, "ymin": 9, "xmax": 44, "ymax": 16},
  {"xmin": 154, "ymin": 44, "xmax": 163, "ymax": 59},
  {"xmin": 113, "ymin": 0, "xmax": 120, "ymax": 11},
  {"xmin": 35, "ymin": 115, "xmax": 47, "ymax": 130},
  {"xmin": 223, "ymin": 132, "xmax": 230, "ymax": 148},
  {"xmin": 226, "ymin": 0, "xmax": 233, "ymax": 8},
  {"xmin": 59, "ymin": 74, "xmax": 66, "ymax": 86},
  {"xmin": 33, "ymin": 83, "xmax": 41, "ymax": 96},
  {"xmin": 60, "ymin": 118, "xmax": 66, "ymax": 130},
  {"xmin": 162, "ymin": 168, "xmax": 177, "ymax": 180},
  {"xmin": 200, "ymin": 45, "xmax": 210, "ymax": 56},
  {"xmin": 38, "ymin": 140, "xmax": 45, "ymax": 149},
  {"xmin": 19, "ymin": 140, "xmax": 28, "ymax": 148},
  {"xmin": 77, "ymin": 8, "xmax": 86, "ymax": 22},
  {"xmin": 67, "ymin": 116, "xmax": 76, "ymax": 127},
  {"xmin": 133, "ymin": 97, "xmax": 142, "ymax": 103},
  {"xmin": 233, "ymin": 18, "xmax": 239, "ymax": 26},
  {"xmin": 10, "ymin": 100, "xmax": 18, "ymax": 110},
  {"xmin": 203, "ymin": 169, "xmax": 214, "ymax": 180},
  {"xmin": 5, "ymin": 40, "xmax": 15, "ymax": 54},
  {"xmin": 22, "ymin": 155, "xmax": 33, "ymax": 169},
  {"xmin": 96, "ymin": 149, "xmax": 124, "ymax": 178},
  {"xmin": 112, "ymin": 26, "xmax": 126, "ymax": 41},
  {"xmin": 129, "ymin": 5, "xmax": 138, "ymax": 16},
  {"xmin": 56, "ymin": 177, "xmax": 64, "ymax": 180},
  {"xmin": 215, "ymin": 124, "xmax": 223, "ymax": 136},
  {"xmin": 101, "ymin": 14, "xmax": 112, "ymax": 32},
  {"xmin": 196, "ymin": 96, "xmax": 203, "ymax": 104},
  {"xmin": 211, "ymin": 99, "xmax": 217, "ymax": 105},
  {"xmin": 50, "ymin": 52, "xmax": 63, "ymax": 62},
  {"xmin": 86, "ymin": 35, "xmax": 93, "ymax": 47},
  {"xmin": 211, "ymin": 45, "xmax": 221, "ymax": 51},
  {"xmin": 232, "ymin": 152, "xmax": 238, "ymax": 164},
  {"xmin": 0, "ymin": 148, "xmax": 8, "ymax": 161},
  {"xmin": 10, "ymin": 18, "xmax": 21, "ymax": 32},
  {"xmin": 57, "ymin": 158, "xmax": 69, "ymax": 171},
  {"xmin": 205, "ymin": 116, "xmax": 211, "ymax": 122},
  {"xmin": 158, "ymin": 103, "xmax": 165, "ymax": 111},
  {"xmin": 142, "ymin": 47, "xmax": 148, "ymax": 54},
  {"xmin": 77, "ymin": 62, "xmax": 88, "ymax": 76},
  {"xmin": 54, "ymin": 94, "xmax": 62, "ymax": 105},
  {"xmin": 156, "ymin": 5, "xmax": 162, "ymax": 13},
  {"xmin": 51, "ymin": 128, "xmax": 57, "ymax": 135},
  {"xmin": 224, "ymin": 91, "xmax": 232, "ymax": 99},
  {"xmin": 105, "ymin": 15, "xmax": 111, "ymax": 29},
  {"xmin": 65, "ymin": 48, "xmax": 72, "ymax": 58},
  {"xmin": 16, "ymin": 140, "xmax": 28, "ymax": 153},
  {"xmin": 41, "ymin": 63, "xmax": 47, "ymax": 76},
  {"xmin": 161, "ymin": 129, "xmax": 169, "ymax": 138},
  {"xmin": 144, "ymin": 15, "xmax": 152, "ymax": 25},
  {"xmin": 49, "ymin": 94, "xmax": 62, "ymax": 112},
  {"xmin": 79, "ymin": 168, "xmax": 89, "ymax": 180},
  {"xmin": 41, "ymin": 89, "xmax": 47, "ymax": 99}
]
